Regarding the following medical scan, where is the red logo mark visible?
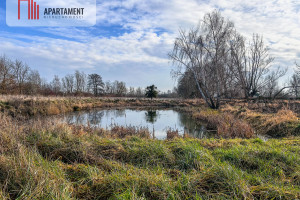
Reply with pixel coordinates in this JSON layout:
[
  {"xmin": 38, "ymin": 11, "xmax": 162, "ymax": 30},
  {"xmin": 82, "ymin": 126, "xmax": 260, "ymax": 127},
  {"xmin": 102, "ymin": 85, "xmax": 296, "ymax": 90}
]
[{"xmin": 18, "ymin": 0, "xmax": 39, "ymax": 20}]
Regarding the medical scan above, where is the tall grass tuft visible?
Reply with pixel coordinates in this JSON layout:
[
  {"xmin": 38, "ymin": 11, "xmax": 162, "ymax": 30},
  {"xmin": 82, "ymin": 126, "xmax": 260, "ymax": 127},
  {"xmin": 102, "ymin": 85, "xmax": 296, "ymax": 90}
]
[
  {"xmin": 166, "ymin": 128, "xmax": 180, "ymax": 139},
  {"xmin": 262, "ymin": 109, "xmax": 299, "ymax": 137},
  {"xmin": 193, "ymin": 109, "xmax": 254, "ymax": 138}
]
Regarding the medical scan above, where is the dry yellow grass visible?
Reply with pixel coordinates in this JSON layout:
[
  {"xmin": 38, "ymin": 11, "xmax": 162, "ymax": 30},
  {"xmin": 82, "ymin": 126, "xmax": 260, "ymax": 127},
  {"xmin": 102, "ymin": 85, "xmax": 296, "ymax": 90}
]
[
  {"xmin": 0, "ymin": 96, "xmax": 201, "ymax": 117},
  {"xmin": 220, "ymin": 105, "xmax": 300, "ymax": 137},
  {"xmin": 191, "ymin": 107, "xmax": 255, "ymax": 138},
  {"xmin": 265, "ymin": 109, "xmax": 298, "ymax": 125}
]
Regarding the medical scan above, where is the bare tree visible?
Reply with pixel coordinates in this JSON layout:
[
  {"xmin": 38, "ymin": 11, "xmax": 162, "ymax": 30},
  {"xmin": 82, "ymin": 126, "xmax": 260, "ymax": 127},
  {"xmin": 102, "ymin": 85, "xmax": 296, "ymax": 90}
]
[
  {"xmin": 75, "ymin": 70, "xmax": 87, "ymax": 94},
  {"xmin": 62, "ymin": 74, "xmax": 75, "ymax": 94},
  {"xmin": 51, "ymin": 75, "xmax": 61, "ymax": 95},
  {"xmin": 14, "ymin": 59, "xmax": 30, "ymax": 94},
  {"xmin": 26, "ymin": 70, "xmax": 42, "ymax": 95},
  {"xmin": 104, "ymin": 81, "xmax": 112, "ymax": 95},
  {"xmin": 282, "ymin": 63, "xmax": 300, "ymax": 98},
  {"xmin": 117, "ymin": 81, "xmax": 127, "ymax": 96},
  {"xmin": 290, "ymin": 73, "xmax": 300, "ymax": 98},
  {"xmin": 0, "ymin": 55, "xmax": 15, "ymax": 94},
  {"xmin": 261, "ymin": 70, "xmax": 282, "ymax": 98},
  {"xmin": 128, "ymin": 87, "xmax": 135, "ymax": 97},
  {"xmin": 112, "ymin": 81, "xmax": 127, "ymax": 96},
  {"xmin": 229, "ymin": 34, "xmax": 285, "ymax": 98},
  {"xmin": 135, "ymin": 87, "xmax": 144, "ymax": 98},
  {"xmin": 88, "ymin": 74, "xmax": 104, "ymax": 96},
  {"xmin": 169, "ymin": 11, "xmax": 235, "ymax": 109}
]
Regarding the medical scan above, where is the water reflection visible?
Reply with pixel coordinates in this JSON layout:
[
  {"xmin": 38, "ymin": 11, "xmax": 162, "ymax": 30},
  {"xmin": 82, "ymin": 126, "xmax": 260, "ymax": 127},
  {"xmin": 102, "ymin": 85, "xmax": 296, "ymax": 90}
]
[
  {"xmin": 145, "ymin": 110, "xmax": 159, "ymax": 123},
  {"xmin": 177, "ymin": 112, "xmax": 211, "ymax": 138},
  {"xmin": 60, "ymin": 108, "xmax": 210, "ymax": 139},
  {"xmin": 114, "ymin": 109, "xmax": 126, "ymax": 118},
  {"xmin": 88, "ymin": 111, "xmax": 104, "ymax": 125}
]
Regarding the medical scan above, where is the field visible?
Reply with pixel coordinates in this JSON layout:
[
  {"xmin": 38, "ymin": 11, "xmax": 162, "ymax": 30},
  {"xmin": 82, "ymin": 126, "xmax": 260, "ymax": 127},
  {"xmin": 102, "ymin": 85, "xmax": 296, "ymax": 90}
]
[{"xmin": 0, "ymin": 96, "xmax": 299, "ymax": 199}]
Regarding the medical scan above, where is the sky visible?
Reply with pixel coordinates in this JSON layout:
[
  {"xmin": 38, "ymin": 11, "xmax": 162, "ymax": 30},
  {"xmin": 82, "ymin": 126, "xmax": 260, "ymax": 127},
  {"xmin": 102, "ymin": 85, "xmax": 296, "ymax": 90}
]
[{"xmin": 1, "ymin": 0, "xmax": 300, "ymax": 91}]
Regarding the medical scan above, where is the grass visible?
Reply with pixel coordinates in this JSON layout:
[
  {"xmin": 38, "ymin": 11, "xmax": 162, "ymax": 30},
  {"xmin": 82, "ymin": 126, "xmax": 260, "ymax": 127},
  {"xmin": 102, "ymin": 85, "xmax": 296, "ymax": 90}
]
[
  {"xmin": 224, "ymin": 106, "xmax": 300, "ymax": 137},
  {"xmin": 0, "ymin": 97, "xmax": 300, "ymax": 199},
  {"xmin": 186, "ymin": 105, "xmax": 300, "ymax": 138},
  {"xmin": 0, "ymin": 113, "xmax": 299, "ymax": 199},
  {"xmin": 190, "ymin": 108, "xmax": 254, "ymax": 138}
]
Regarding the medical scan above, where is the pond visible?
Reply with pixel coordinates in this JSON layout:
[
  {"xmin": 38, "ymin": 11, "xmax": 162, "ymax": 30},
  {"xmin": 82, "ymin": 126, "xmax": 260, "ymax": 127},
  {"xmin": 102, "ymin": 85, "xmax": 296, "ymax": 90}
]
[{"xmin": 57, "ymin": 108, "xmax": 210, "ymax": 139}]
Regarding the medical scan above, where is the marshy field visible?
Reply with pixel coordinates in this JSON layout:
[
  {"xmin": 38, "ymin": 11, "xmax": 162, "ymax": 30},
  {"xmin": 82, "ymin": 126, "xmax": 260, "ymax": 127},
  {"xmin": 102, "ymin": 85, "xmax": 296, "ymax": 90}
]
[{"xmin": 0, "ymin": 96, "xmax": 299, "ymax": 199}]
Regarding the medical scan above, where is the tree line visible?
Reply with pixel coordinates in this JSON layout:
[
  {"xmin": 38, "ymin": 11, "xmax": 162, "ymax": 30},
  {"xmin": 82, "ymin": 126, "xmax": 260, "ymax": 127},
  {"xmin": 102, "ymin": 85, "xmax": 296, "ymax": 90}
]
[
  {"xmin": 170, "ymin": 10, "xmax": 299, "ymax": 108},
  {"xmin": 0, "ymin": 55, "xmax": 150, "ymax": 97}
]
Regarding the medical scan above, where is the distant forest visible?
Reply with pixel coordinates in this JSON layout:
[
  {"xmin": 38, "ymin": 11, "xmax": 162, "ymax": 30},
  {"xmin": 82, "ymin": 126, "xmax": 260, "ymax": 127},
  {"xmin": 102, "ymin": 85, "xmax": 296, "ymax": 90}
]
[{"xmin": 0, "ymin": 55, "xmax": 177, "ymax": 98}]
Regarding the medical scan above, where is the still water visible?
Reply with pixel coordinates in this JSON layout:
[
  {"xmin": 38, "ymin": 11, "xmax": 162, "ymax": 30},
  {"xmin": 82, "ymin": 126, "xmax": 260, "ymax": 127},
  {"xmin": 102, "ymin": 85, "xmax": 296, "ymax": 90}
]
[{"xmin": 60, "ymin": 109, "xmax": 209, "ymax": 139}]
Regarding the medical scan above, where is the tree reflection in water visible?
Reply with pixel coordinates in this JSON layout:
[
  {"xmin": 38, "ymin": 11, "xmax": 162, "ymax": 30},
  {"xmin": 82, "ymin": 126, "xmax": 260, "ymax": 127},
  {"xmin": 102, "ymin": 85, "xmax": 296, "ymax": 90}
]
[
  {"xmin": 177, "ymin": 112, "xmax": 208, "ymax": 138},
  {"xmin": 88, "ymin": 111, "xmax": 104, "ymax": 126},
  {"xmin": 114, "ymin": 109, "xmax": 126, "ymax": 118},
  {"xmin": 66, "ymin": 114, "xmax": 85, "ymax": 125},
  {"xmin": 145, "ymin": 110, "xmax": 159, "ymax": 124}
]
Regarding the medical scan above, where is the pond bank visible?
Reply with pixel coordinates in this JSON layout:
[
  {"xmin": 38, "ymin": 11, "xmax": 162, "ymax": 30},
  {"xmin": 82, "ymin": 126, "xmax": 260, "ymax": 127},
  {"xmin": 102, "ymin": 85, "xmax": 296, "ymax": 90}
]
[{"xmin": 0, "ymin": 97, "xmax": 201, "ymax": 117}]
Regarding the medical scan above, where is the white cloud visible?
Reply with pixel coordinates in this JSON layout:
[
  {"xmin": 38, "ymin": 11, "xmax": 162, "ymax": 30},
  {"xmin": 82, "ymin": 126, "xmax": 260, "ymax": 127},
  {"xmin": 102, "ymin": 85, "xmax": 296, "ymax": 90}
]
[{"xmin": 95, "ymin": 0, "xmax": 300, "ymax": 82}]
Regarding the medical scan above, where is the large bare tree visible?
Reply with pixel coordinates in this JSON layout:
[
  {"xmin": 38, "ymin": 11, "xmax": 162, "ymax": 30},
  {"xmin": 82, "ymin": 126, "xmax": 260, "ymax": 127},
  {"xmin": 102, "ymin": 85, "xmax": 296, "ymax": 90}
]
[
  {"xmin": 169, "ymin": 11, "xmax": 235, "ymax": 109},
  {"xmin": 229, "ymin": 34, "xmax": 286, "ymax": 98}
]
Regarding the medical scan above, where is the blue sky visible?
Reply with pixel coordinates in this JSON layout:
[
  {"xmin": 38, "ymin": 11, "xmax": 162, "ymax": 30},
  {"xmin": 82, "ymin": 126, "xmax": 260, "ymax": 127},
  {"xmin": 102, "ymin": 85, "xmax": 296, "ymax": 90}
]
[{"xmin": 1, "ymin": 0, "xmax": 300, "ymax": 91}]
